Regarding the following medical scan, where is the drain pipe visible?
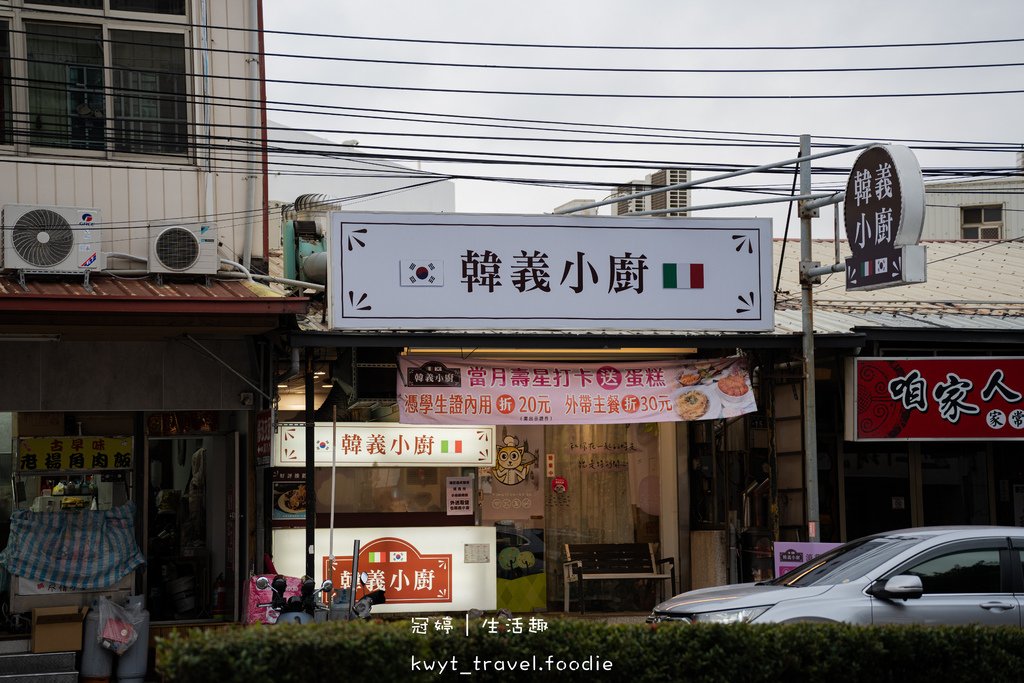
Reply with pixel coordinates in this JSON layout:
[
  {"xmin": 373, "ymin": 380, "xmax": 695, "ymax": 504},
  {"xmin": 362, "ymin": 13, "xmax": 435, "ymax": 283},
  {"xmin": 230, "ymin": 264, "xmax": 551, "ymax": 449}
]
[
  {"xmin": 200, "ymin": 0, "xmax": 214, "ymax": 226},
  {"xmin": 219, "ymin": 259, "xmax": 254, "ymax": 281},
  {"xmin": 241, "ymin": 0, "xmax": 261, "ymax": 270},
  {"xmin": 274, "ymin": 347, "xmax": 301, "ymax": 385},
  {"xmin": 103, "ymin": 252, "xmax": 147, "ymax": 265}
]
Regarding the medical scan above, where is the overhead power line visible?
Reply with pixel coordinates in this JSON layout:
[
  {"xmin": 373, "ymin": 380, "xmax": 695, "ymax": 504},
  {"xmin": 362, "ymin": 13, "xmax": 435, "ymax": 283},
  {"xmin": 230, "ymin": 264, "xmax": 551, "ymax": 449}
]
[{"xmin": 16, "ymin": 7, "xmax": 1024, "ymax": 53}]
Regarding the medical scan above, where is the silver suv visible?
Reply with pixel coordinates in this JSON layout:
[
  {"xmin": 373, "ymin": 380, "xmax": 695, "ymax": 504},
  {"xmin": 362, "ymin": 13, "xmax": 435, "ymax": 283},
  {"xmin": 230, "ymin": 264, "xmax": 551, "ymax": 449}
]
[{"xmin": 648, "ymin": 526, "xmax": 1024, "ymax": 626}]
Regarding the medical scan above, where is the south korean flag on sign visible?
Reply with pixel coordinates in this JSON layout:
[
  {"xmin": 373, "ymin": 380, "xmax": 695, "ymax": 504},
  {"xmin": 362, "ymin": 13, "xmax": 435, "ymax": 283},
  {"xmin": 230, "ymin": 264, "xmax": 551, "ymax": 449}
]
[{"xmin": 400, "ymin": 260, "xmax": 444, "ymax": 287}]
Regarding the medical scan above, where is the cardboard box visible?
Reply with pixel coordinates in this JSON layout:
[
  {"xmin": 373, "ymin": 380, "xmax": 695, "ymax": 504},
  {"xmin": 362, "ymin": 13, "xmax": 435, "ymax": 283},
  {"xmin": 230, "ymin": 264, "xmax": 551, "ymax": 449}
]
[{"xmin": 31, "ymin": 606, "xmax": 88, "ymax": 653}]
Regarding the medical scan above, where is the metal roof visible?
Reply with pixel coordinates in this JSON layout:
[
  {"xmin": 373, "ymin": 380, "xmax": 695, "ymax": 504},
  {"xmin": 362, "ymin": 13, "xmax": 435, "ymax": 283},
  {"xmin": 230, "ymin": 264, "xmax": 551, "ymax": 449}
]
[
  {"xmin": 775, "ymin": 239, "xmax": 1024, "ymax": 312},
  {"xmin": 773, "ymin": 239, "xmax": 1024, "ymax": 335},
  {"xmin": 0, "ymin": 274, "xmax": 308, "ymax": 315}
]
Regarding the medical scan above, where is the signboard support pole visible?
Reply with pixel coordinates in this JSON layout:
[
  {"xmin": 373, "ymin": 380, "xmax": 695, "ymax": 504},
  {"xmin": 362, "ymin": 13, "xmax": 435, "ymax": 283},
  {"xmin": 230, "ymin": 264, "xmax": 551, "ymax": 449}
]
[
  {"xmin": 304, "ymin": 347, "xmax": 316, "ymax": 577},
  {"xmin": 798, "ymin": 134, "xmax": 821, "ymax": 543}
]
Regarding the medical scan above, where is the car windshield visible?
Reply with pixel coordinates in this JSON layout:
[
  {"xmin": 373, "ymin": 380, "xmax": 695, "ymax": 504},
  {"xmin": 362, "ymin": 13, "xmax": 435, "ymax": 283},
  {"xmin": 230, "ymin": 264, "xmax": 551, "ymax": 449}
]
[{"xmin": 768, "ymin": 535, "xmax": 922, "ymax": 587}]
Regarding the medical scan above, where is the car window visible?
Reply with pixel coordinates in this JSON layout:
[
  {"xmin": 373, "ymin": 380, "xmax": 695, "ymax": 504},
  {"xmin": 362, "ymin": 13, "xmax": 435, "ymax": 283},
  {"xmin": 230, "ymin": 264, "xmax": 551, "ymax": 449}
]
[
  {"xmin": 903, "ymin": 549, "xmax": 1002, "ymax": 594},
  {"xmin": 772, "ymin": 536, "xmax": 922, "ymax": 587}
]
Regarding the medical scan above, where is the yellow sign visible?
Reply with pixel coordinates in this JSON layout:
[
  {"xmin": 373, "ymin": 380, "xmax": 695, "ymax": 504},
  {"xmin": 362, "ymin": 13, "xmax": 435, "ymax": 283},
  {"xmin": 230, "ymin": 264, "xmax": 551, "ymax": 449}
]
[{"xmin": 17, "ymin": 437, "xmax": 134, "ymax": 472}]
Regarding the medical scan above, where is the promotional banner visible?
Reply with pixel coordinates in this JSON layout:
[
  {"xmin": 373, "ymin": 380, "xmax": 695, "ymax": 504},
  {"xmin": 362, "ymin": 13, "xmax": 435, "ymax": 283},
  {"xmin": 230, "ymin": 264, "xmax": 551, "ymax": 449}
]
[
  {"xmin": 853, "ymin": 357, "xmax": 1024, "ymax": 440},
  {"xmin": 398, "ymin": 356, "xmax": 756, "ymax": 425}
]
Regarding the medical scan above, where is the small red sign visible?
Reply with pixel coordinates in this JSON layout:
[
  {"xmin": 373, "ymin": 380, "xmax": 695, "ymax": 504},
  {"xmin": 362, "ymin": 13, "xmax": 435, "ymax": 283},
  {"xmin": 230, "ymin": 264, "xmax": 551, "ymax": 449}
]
[
  {"xmin": 255, "ymin": 411, "xmax": 273, "ymax": 467},
  {"xmin": 323, "ymin": 537, "xmax": 452, "ymax": 603},
  {"xmin": 552, "ymin": 476, "xmax": 568, "ymax": 494},
  {"xmin": 855, "ymin": 357, "xmax": 1024, "ymax": 440}
]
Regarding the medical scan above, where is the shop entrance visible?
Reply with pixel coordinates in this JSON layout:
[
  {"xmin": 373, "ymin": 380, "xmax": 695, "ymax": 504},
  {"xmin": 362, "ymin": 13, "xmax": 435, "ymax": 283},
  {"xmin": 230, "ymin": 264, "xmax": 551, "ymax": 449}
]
[
  {"xmin": 843, "ymin": 446, "xmax": 911, "ymax": 541},
  {"xmin": 143, "ymin": 433, "xmax": 239, "ymax": 622},
  {"xmin": 479, "ymin": 423, "xmax": 663, "ymax": 612},
  {"xmin": 921, "ymin": 443, "xmax": 989, "ymax": 526},
  {"xmin": 843, "ymin": 443, "xmax": 994, "ymax": 540}
]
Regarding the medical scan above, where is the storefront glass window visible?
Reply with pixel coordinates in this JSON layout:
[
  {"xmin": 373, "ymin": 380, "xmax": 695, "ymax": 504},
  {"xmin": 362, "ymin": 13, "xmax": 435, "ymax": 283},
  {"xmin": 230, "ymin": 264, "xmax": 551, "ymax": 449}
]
[
  {"xmin": 145, "ymin": 435, "xmax": 237, "ymax": 622},
  {"xmin": 843, "ymin": 446, "xmax": 911, "ymax": 539},
  {"xmin": 543, "ymin": 423, "xmax": 661, "ymax": 611},
  {"xmin": 921, "ymin": 443, "xmax": 989, "ymax": 526},
  {"xmin": 312, "ymin": 466, "xmax": 464, "ymax": 514}
]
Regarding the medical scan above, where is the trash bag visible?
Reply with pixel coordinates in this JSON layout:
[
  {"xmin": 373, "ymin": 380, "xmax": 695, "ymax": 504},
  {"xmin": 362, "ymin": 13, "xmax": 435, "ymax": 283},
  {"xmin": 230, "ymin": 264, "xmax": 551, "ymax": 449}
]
[{"xmin": 96, "ymin": 596, "xmax": 138, "ymax": 655}]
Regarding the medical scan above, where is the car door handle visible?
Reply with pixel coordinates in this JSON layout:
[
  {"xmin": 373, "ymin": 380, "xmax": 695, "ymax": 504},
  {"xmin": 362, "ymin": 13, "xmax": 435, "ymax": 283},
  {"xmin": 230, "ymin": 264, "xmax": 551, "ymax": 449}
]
[{"xmin": 980, "ymin": 601, "xmax": 1016, "ymax": 611}]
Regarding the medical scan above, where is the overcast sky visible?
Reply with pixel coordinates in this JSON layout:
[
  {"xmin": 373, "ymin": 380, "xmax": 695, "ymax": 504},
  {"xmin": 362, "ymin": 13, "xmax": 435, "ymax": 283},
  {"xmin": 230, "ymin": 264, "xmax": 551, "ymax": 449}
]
[{"xmin": 262, "ymin": 0, "xmax": 1024, "ymax": 236}]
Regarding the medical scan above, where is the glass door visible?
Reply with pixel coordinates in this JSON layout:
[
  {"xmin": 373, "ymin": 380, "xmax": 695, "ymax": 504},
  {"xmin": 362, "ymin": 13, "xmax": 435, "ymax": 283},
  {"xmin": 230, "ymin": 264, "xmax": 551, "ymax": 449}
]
[
  {"xmin": 921, "ymin": 443, "xmax": 990, "ymax": 526},
  {"xmin": 843, "ymin": 446, "xmax": 911, "ymax": 540}
]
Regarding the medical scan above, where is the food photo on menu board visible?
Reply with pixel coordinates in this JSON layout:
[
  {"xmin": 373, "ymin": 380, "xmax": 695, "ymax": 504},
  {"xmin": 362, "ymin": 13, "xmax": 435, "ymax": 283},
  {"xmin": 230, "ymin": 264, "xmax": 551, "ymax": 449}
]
[{"xmin": 271, "ymin": 480, "xmax": 307, "ymax": 523}]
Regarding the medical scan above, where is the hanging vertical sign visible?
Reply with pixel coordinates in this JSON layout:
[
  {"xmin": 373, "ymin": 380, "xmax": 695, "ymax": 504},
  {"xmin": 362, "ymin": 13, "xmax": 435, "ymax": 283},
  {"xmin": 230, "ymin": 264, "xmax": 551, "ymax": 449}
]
[{"xmin": 844, "ymin": 145, "xmax": 927, "ymax": 291}]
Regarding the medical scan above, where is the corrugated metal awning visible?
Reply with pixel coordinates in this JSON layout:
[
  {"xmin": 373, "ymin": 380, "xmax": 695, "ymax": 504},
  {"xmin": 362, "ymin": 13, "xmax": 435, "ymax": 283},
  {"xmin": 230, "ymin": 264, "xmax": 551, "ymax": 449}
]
[{"xmin": 0, "ymin": 274, "xmax": 308, "ymax": 315}]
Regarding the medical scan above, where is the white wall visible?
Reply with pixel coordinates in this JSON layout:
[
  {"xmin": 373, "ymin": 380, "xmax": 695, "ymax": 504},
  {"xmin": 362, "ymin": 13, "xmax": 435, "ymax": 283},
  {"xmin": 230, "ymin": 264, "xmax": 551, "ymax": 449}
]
[
  {"xmin": 922, "ymin": 177, "xmax": 1024, "ymax": 240},
  {"xmin": 267, "ymin": 121, "xmax": 455, "ymax": 213},
  {"xmin": 0, "ymin": 1, "xmax": 264, "ymax": 265}
]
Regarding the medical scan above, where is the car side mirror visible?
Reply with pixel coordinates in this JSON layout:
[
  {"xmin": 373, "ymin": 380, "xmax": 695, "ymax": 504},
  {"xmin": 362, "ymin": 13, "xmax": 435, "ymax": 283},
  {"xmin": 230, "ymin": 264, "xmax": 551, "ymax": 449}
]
[{"xmin": 868, "ymin": 574, "xmax": 923, "ymax": 600}]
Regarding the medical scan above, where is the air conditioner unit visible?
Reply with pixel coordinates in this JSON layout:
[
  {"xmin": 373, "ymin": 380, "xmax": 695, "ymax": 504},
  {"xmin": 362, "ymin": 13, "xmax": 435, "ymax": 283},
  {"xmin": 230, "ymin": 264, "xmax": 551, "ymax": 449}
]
[
  {"xmin": 2, "ymin": 204, "xmax": 104, "ymax": 272},
  {"xmin": 148, "ymin": 223, "xmax": 219, "ymax": 275}
]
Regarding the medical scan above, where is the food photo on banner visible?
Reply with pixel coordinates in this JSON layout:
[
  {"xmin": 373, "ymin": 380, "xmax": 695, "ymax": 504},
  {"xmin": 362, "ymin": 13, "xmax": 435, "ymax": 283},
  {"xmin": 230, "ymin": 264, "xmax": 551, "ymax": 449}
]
[{"xmin": 397, "ymin": 355, "xmax": 756, "ymax": 425}]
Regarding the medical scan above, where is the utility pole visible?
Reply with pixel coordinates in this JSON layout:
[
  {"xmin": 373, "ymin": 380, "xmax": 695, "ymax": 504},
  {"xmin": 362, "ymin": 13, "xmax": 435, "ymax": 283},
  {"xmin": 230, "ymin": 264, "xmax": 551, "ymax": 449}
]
[
  {"xmin": 798, "ymin": 134, "xmax": 821, "ymax": 543},
  {"xmin": 797, "ymin": 135, "xmax": 852, "ymax": 542}
]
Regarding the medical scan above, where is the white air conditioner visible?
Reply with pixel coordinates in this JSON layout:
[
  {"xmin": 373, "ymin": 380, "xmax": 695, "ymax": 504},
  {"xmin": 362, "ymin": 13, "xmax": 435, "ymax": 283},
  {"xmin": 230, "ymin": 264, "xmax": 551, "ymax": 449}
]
[
  {"xmin": 148, "ymin": 223, "xmax": 219, "ymax": 275},
  {"xmin": 2, "ymin": 204, "xmax": 104, "ymax": 272}
]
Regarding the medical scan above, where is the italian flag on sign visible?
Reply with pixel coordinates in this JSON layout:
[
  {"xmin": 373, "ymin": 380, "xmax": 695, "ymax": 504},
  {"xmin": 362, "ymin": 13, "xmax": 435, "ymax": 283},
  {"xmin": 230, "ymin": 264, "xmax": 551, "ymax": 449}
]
[{"xmin": 662, "ymin": 263, "xmax": 704, "ymax": 289}]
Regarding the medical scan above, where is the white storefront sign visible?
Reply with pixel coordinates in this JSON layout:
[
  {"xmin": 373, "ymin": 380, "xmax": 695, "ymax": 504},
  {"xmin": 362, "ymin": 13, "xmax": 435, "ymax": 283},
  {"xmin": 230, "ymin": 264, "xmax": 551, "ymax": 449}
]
[
  {"xmin": 274, "ymin": 422, "xmax": 495, "ymax": 467},
  {"xmin": 327, "ymin": 211, "xmax": 773, "ymax": 332}
]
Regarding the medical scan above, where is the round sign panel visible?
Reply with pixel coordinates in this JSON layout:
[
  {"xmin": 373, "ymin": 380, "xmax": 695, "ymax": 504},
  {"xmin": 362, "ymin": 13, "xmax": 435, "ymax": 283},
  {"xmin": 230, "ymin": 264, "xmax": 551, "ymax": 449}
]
[{"xmin": 843, "ymin": 144, "xmax": 925, "ymax": 250}]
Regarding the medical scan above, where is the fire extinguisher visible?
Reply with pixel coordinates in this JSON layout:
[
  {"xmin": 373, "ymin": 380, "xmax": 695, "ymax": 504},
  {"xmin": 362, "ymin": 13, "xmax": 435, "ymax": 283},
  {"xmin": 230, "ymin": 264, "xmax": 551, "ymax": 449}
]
[{"xmin": 212, "ymin": 573, "xmax": 226, "ymax": 620}]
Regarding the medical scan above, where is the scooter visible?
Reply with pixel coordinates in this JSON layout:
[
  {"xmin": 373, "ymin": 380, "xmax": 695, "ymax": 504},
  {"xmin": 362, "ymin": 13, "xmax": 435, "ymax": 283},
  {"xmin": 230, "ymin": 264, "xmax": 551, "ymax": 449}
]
[
  {"xmin": 331, "ymin": 571, "xmax": 386, "ymax": 620},
  {"xmin": 255, "ymin": 574, "xmax": 333, "ymax": 624}
]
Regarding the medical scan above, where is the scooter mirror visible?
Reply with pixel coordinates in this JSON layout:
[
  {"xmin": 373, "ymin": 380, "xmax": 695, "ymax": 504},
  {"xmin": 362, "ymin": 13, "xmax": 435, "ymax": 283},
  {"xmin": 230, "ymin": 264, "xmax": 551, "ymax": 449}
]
[
  {"xmin": 320, "ymin": 579, "xmax": 333, "ymax": 593},
  {"xmin": 359, "ymin": 571, "xmax": 369, "ymax": 585},
  {"xmin": 255, "ymin": 576, "xmax": 271, "ymax": 590}
]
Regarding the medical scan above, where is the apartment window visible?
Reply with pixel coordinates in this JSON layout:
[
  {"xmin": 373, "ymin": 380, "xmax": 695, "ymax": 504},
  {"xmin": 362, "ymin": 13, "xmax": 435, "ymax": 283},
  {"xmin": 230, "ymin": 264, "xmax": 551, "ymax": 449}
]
[
  {"xmin": 111, "ymin": 0, "xmax": 186, "ymax": 13},
  {"xmin": 1, "ymin": 21, "xmax": 10, "ymax": 145},
  {"xmin": 110, "ymin": 30, "xmax": 187, "ymax": 154},
  {"xmin": 26, "ymin": 0, "xmax": 104, "ymax": 8},
  {"xmin": 961, "ymin": 205, "xmax": 1003, "ymax": 240},
  {"xmin": 26, "ymin": 22, "xmax": 105, "ymax": 150},
  {"xmin": 26, "ymin": 0, "xmax": 186, "ymax": 13},
  {"xmin": 25, "ymin": 21, "xmax": 187, "ymax": 155}
]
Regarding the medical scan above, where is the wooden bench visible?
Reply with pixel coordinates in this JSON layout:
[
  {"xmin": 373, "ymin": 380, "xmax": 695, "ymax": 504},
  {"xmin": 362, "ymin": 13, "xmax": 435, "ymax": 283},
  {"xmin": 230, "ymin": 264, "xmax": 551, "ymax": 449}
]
[{"xmin": 562, "ymin": 542, "xmax": 675, "ymax": 613}]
